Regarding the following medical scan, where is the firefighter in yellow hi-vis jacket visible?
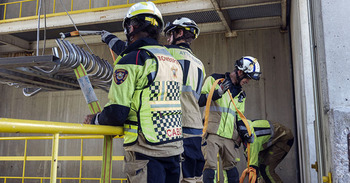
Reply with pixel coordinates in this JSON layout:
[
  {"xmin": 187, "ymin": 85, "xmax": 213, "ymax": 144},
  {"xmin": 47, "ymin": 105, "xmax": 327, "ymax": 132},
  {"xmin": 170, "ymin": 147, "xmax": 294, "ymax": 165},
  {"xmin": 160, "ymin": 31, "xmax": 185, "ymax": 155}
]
[
  {"xmin": 99, "ymin": 17, "xmax": 206, "ymax": 183},
  {"xmin": 236, "ymin": 119, "xmax": 294, "ymax": 183},
  {"xmin": 84, "ymin": 2, "xmax": 184, "ymax": 183},
  {"xmin": 199, "ymin": 56, "xmax": 261, "ymax": 183}
]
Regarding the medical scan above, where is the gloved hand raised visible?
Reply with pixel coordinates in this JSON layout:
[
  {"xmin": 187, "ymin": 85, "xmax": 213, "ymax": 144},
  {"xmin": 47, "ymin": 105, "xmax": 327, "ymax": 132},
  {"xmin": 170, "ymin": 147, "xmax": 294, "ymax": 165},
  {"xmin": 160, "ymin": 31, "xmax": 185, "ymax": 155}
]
[
  {"xmin": 101, "ymin": 30, "xmax": 113, "ymax": 43},
  {"xmin": 218, "ymin": 74, "xmax": 233, "ymax": 96}
]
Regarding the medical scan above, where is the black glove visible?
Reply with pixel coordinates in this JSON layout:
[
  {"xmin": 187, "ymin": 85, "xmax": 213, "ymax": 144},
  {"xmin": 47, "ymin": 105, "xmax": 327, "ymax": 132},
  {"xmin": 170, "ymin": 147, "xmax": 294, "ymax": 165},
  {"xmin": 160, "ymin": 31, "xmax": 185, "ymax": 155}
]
[
  {"xmin": 244, "ymin": 133, "xmax": 255, "ymax": 143},
  {"xmin": 218, "ymin": 74, "xmax": 233, "ymax": 96},
  {"xmin": 101, "ymin": 30, "xmax": 113, "ymax": 43}
]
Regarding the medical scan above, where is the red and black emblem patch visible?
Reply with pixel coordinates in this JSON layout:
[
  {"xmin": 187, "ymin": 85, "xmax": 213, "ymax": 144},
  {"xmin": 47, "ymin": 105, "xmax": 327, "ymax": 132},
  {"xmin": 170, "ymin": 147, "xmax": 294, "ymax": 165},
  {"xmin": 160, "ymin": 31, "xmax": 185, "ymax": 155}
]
[{"xmin": 114, "ymin": 69, "xmax": 128, "ymax": 85}]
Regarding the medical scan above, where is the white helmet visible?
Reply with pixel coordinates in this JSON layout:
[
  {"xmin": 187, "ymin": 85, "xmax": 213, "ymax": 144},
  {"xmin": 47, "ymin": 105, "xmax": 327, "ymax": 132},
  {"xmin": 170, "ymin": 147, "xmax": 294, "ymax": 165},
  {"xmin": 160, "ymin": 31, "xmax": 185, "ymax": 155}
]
[
  {"xmin": 122, "ymin": 2, "xmax": 164, "ymax": 31},
  {"xmin": 235, "ymin": 56, "xmax": 261, "ymax": 80},
  {"xmin": 164, "ymin": 17, "xmax": 200, "ymax": 39}
]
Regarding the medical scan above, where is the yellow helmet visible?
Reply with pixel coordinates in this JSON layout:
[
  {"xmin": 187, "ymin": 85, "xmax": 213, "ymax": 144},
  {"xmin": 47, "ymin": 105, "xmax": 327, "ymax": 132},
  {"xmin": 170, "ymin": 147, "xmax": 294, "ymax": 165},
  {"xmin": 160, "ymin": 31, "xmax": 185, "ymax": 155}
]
[{"xmin": 123, "ymin": 2, "xmax": 164, "ymax": 31}]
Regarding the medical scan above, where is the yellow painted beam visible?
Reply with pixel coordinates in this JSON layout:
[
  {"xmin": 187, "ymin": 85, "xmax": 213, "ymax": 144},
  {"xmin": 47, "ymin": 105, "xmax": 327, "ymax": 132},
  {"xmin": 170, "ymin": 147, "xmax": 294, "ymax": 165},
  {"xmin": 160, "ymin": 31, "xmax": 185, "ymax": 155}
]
[{"xmin": 0, "ymin": 118, "xmax": 123, "ymax": 136}]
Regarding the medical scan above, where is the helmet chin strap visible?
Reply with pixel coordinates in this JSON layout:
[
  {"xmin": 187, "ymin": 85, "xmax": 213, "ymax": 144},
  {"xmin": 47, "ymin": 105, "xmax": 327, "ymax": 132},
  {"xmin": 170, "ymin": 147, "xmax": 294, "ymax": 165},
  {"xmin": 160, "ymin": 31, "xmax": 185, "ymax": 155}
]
[
  {"xmin": 171, "ymin": 34, "xmax": 185, "ymax": 45},
  {"xmin": 235, "ymin": 70, "xmax": 242, "ymax": 85}
]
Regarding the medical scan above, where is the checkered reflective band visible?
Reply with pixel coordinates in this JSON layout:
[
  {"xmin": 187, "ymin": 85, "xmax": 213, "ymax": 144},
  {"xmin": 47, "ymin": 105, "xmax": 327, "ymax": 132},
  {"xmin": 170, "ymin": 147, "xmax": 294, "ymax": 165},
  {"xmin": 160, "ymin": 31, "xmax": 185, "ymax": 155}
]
[
  {"xmin": 149, "ymin": 80, "xmax": 182, "ymax": 141},
  {"xmin": 152, "ymin": 110, "xmax": 182, "ymax": 142},
  {"xmin": 149, "ymin": 81, "xmax": 181, "ymax": 101}
]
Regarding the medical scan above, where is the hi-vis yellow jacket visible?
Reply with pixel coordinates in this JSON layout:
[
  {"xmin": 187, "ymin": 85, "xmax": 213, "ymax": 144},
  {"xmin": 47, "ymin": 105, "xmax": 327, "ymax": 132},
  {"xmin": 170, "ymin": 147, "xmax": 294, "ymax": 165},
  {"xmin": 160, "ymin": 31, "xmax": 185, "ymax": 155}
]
[
  {"xmin": 237, "ymin": 119, "xmax": 294, "ymax": 167},
  {"xmin": 199, "ymin": 73, "xmax": 246, "ymax": 140},
  {"xmin": 166, "ymin": 43, "xmax": 206, "ymax": 133},
  {"xmin": 94, "ymin": 38, "xmax": 183, "ymax": 146}
]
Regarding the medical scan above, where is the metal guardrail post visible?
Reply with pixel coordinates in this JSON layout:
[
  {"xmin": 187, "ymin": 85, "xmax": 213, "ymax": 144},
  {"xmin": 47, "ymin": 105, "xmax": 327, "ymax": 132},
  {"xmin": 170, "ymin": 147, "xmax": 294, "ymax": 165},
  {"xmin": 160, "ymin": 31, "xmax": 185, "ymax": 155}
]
[
  {"xmin": 50, "ymin": 133, "xmax": 59, "ymax": 183},
  {"xmin": 101, "ymin": 135, "xmax": 114, "ymax": 183},
  {"xmin": 22, "ymin": 139, "xmax": 28, "ymax": 183}
]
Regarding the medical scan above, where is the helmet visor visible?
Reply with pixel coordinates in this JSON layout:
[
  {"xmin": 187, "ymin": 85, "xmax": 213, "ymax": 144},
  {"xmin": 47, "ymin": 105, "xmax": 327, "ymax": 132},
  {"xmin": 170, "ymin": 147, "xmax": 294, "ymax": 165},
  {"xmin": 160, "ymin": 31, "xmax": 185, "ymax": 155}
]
[{"xmin": 247, "ymin": 72, "xmax": 261, "ymax": 80}]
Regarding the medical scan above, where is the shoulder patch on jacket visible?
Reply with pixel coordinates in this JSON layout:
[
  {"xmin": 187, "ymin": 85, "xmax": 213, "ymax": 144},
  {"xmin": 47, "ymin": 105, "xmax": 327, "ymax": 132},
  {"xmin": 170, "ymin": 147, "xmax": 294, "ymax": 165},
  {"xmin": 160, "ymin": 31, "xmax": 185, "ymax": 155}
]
[{"xmin": 114, "ymin": 69, "xmax": 128, "ymax": 85}]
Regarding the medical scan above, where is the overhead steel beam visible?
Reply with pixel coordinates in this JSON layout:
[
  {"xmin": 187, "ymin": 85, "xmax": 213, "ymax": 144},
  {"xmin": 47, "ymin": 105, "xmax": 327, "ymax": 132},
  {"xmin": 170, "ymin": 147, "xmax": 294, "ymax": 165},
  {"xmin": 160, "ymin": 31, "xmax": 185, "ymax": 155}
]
[
  {"xmin": 0, "ymin": 45, "xmax": 29, "ymax": 53},
  {"xmin": 32, "ymin": 22, "xmax": 227, "ymax": 48},
  {"xmin": 199, "ymin": 22, "xmax": 226, "ymax": 34},
  {"xmin": 210, "ymin": 0, "xmax": 236, "ymax": 37},
  {"xmin": 0, "ymin": 55, "xmax": 58, "ymax": 68},
  {"xmin": 231, "ymin": 16, "xmax": 281, "ymax": 31},
  {"xmin": 220, "ymin": 0, "xmax": 280, "ymax": 8},
  {"xmin": 31, "ymin": 32, "xmax": 126, "ymax": 50},
  {"xmin": 0, "ymin": 34, "xmax": 31, "ymax": 50}
]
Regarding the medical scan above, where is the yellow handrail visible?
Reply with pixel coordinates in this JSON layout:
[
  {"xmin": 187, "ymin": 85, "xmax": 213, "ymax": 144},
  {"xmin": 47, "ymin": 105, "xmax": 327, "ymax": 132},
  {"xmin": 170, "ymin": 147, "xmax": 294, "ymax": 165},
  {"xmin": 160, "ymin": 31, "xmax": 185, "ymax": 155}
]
[
  {"xmin": 0, "ymin": 176, "xmax": 126, "ymax": 183},
  {"xmin": 0, "ymin": 118, "xmax": 123, "ymax": 135},
  {"xmin": 0, "ymin": 118, "xmax": 124, "ymax": 183},
  {"xmin": 0, "ymin": 0, "xmax": 185, "ymax": 24}
]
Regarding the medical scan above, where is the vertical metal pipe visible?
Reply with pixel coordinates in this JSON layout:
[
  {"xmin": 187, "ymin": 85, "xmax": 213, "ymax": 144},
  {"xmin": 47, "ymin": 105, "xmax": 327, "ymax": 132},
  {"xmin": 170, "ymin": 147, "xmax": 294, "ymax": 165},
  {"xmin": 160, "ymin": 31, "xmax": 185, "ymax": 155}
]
[
  {"xmin": 35, "ymin": 0, "xmax": 39, "ymax": 15},
  {"xmin": 50, "ymin": 133, "xmax": 59, "ymax": 183},
  {"xmin": 71, "ymin": 0, "xmax": 74, "ymax": 11},
  {"xmin": 307, "ymin": 0, "xmax": 325, "ymax": 182},
  {"xmin": 22, "ymin": 139, "xmax": 28, "ymax": 183},
  {"xmin": 100, "ymin": 135, "xmax": 113, "ymax": 183},
  {"xmin": 79, "ymin": 138, "xmax": 83, "ymax": 183},
  {"xmin": 53, "ymin": 0, "xmax": 56, "ymax": 13},
  {"xmin": 19, "ymin": 2, "xmax": 22, "ymax": 18},
  {"xmin": 3, "ymin": 4, "xmax": 6, "ymax": 20},
  {"xmin": 36, "ymin": 0, "xmax": 42, "ymax": 56}
]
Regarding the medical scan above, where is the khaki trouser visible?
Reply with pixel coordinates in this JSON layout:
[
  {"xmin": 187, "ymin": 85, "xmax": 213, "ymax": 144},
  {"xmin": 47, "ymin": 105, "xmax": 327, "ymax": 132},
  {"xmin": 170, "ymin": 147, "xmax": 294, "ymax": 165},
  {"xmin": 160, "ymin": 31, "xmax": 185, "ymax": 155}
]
[
  {"xmin": 123, "ymin": 151, "xmax": 148, "ymax": 183},
  {"xmin": 201, "ymin": 133, "xmax": 240, "ymax": 170}
]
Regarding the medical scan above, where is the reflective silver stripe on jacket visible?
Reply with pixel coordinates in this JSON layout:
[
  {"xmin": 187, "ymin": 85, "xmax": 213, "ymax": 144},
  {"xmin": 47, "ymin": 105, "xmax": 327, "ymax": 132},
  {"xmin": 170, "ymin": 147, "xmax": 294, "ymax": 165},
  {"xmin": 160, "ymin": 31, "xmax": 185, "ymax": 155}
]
[
  {"xmin": 204, "ymin": 105, "xmax": 236, "ymax": 116},
  {"xmin": 266, "ymin": 120, "xmax": 274, "ymax": 147},
  {"xmin": 182, "ymin": 85, "xmax": 200, "ymax": 100}
]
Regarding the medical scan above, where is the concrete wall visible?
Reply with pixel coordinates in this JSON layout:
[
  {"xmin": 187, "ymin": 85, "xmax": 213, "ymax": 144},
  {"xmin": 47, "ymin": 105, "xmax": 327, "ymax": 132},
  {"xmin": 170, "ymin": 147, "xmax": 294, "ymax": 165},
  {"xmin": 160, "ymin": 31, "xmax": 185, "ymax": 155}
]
[
  {"xmin": 318, "ymin": 0, "xmax": 350, "ymax": 182},
  {"xmin": 0, "ymin": 29, "xmax": 299, "ymax": 181}
]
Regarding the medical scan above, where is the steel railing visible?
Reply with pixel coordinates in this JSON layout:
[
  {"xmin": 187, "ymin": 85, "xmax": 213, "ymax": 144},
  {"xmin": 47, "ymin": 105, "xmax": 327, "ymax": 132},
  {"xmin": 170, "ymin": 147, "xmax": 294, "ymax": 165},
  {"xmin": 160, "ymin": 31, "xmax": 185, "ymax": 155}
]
[
  {"xmin": 0, "ymin": 118, "xmax": 125, "ymax": 183},
  {"xmin": 0, "ymin": 0, "xmax": 184, "ymax": 24}
]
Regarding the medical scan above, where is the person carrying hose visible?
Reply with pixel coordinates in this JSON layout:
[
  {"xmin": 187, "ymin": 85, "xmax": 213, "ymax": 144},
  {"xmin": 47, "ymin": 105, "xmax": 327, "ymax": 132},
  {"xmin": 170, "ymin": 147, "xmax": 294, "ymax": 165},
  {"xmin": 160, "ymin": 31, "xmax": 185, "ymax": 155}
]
[
  {"xmin": 84, "ymin": 2, "xmax": 184, "ymax": 183},
  {"xmin": 237, "ymin": 119, "xmax": 294, "ymax": 183},
  {"xmin": 199, "ymin": 56, "xmax": 261, "ymax": 183}
]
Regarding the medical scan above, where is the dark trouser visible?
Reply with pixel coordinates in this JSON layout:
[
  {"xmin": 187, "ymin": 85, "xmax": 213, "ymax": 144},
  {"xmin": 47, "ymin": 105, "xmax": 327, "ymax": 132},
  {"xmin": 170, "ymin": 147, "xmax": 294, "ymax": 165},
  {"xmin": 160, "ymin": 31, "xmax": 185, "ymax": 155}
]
[
  {"xmin": 182, "ymin": 136, "xmax": 205, "ymax": 182},
  {"xmin": 123, "ymin": 151, "xmax": 181, "ymax": 183}
]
